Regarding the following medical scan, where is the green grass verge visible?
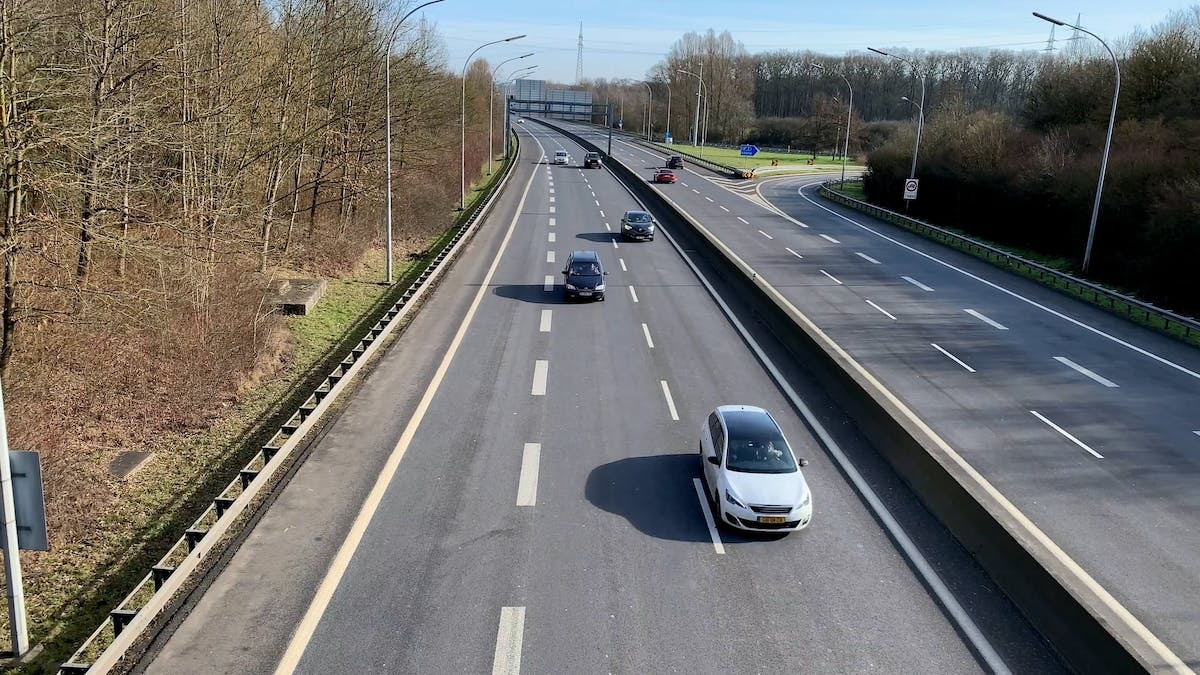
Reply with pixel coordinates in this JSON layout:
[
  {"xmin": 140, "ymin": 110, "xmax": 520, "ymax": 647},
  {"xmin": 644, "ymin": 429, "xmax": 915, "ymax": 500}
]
[
  {"xmin": 662, "ymin": 143, "xmax": 862, "ymax": 173},
  {"xmin": 17, "ymin": 148, "xmax": 514, "ymax": 673},
  {"xmin": 819, "ymin": 186, "xmax": 1200, "ymax": 348}
]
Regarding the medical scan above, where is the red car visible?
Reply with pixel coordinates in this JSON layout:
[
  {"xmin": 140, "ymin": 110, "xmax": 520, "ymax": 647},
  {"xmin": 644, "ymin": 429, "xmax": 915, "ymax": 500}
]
[{"xmin": 653, "ymin": 169, "xmax": 677, "ymax": 184}]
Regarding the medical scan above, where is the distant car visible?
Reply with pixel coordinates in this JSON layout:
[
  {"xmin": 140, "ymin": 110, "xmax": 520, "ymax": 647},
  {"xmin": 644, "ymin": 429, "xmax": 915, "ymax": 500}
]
[
  {"xmin": 620, "ymin": 210, "xmax": 656, "ymax": 241},
  {"xmin": 553, "ymin": 150, "xmax": 569, "ymax": 165},
  {"xmin": 584, "ymin": 152, "xmax": 602, "ymax": 168},
  {"xmin": 666, "ymin": 155, "xmax": 684, "ymax": 169},
  {"xmin": 700, "ymin": 405, "xmax": 812, "ymax": 532},
  {"xmin": 562, "ymin": 250, "xmax": 608, "ymax": 301},
  {"xmin": 517, "ymin": 118, "xmax": 525, "ymax": 124},
  {"xmin": 652, "ymin": 168, "xmax": 676, "ymax": 184}
]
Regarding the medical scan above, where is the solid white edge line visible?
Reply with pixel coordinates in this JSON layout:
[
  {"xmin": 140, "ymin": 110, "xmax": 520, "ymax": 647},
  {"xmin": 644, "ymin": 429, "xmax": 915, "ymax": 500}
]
[
  {"xmin": 531, "ymin": 359, "xmax": 549, "ymax": 396},
  {"xmin": 639, "ymin": 187, "xmax": 1010, "ymax": 673},
  {"xmin": 692, "ymin": 478, "xmax": 726, "ymax": 555},
  {"xmin": 758, "ymin": 230, "xmax": 773, "ymax": 240},
  {"xmin": 1031, "ymin": 410, "xmax": 1105, "ymax": 459},
  {"xmin": 866, "ymin": 299, "xmax": 898, "ymax": 321},
  {"xmin": 543, "ymin": 275, "xmax": 554, "ymax": 292},
  {"xmin": 820, "ymin": 269, "xmax": 842, "ymax": 285},
  {"xmin": 793, "ymin": 184, "xmax": 1200, "ymax": 383},
  {"xmin": 660, "ymin": 380, "xmax": 680, "ymax": 421},
  {"xmin": 932, "ymin": 343, "xmax": 976, "ymax": 373},
  {"xmin": 965, "ymin": 308, "xmax": 1008, "ymax": 330},
  {"xmin": 785, "ymin": 247, "xmax": 803, "ymax": 259},
  {"xmin": 539, "ymin": 309, "xmax": 552, "ymax": 333},
  {"xmin": 819, "ymin": 233, "xmax": 841, "ymax": 244},
  {"xmin": 903, "ymin": 275, "xmax": 935, "ymax": 292},
  {"xmin": 856, "ymin": 251, "xmax": 881, "ymax": 264},
  {"xmin": 273, "ymin": 127, "xmax": 550, "ymax": 675},
  {"xmin": 628, "ymin": 285, "xmax": 638, "ymax": 302},
  {"xmin": 1054, "ymin": 356, "xmax": 1119, "ymax": 388},
  {"xmin": 642, "ymin": 323, "xmax": 655, "ymax": 349},
  {"xmin": 491, "ymin": 606, "xmax": 525, "ymax": 675},
  {"xmin": 516, "ymin": 443, "xmax": 540, "ymax": 507}
]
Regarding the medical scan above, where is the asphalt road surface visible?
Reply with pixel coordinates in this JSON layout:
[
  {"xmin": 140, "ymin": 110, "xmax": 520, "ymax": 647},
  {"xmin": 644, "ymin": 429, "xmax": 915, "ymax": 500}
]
[
  {"xmin": 564, "ymin": 121, "xmax": 1200, "ymax": 670},
  {"xmin": 138, "ymin": 123, "xmax": 1061, "ymax": 674}
]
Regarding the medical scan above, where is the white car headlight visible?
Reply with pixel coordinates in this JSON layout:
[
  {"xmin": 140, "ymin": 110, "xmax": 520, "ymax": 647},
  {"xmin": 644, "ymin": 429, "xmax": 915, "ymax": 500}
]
[
  {"xmin": 724, "ymin": 489, "xmax": 745, "ymax": 509},
  {"xmin": 623, "ymin": 223, "xmax": 631, "ymax": 229},
  {"xmin": 595, "ymin": 283, "xmax": 605, "ymax": 291},
  {"xmin": 565, "ymin": 283, "xmax": 577, "ymax": 290},
  {"xmin": 798, "ymin": 490, "xmax": 811, "ymax": 508}
]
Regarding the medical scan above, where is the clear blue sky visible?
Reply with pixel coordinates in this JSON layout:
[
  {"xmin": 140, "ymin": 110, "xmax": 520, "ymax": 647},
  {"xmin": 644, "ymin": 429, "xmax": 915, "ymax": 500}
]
[{"xmin": 404, "ymin": 0, "xmax": 1195, "ymax": 83}]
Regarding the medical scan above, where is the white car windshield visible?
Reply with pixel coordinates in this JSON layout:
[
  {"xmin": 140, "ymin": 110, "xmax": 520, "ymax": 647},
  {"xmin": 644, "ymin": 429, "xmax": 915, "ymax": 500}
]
[{"xmin": 723, "ymin": 411, "xmax": 798, "ymax": 473}]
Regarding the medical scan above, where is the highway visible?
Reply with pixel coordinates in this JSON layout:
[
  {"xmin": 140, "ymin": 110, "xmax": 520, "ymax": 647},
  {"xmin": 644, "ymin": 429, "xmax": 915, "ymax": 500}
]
[
  {"xmin": 563, "ymin": 121, "xmax": 1200, "ymax": 669},
  {"xmin": 135, "ymin": 122, "xmax": 1061, "ymax": 673}
]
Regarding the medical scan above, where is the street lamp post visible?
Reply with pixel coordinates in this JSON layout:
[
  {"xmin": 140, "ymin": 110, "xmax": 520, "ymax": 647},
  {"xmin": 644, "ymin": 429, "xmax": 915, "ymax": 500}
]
[
  {"xmin": 663, "ymin": 80, "xmax": 672, "ymax": 142},
  {"xmin": 869, "ymin": 47, "xmax": 925, "ymax": 201},
  {"xmin": 677, "ymin": 67, "xmax": 706, "ymax": 147},
  {"xmin": 1034, "ymin": 11, "xmax": 1120, "ymax": 273},
  {"xmin": 811, "ymin": 62, "xmax": 854, "ymax": 185},
  {"xmin": 461, "ymin": 34, "xmax": 526, "ymax": 210},
  {"xmin": 500, "ymin": 66, "xmax": 537, "ymax": 159},
  {"xmin": 489, "ymin": 53, "xmax": 533, "ymax": 176},
  {"xmin": 639, "ymin": 81, "xmax": 652, "ymax": 141},
  {"xmin": 385, "ymin": 0, "xmax": 446, "ymax": 284}
]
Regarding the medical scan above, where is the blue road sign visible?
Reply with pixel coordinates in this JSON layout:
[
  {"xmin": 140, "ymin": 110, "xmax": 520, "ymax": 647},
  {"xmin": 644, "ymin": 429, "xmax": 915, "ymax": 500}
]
[{"xmin": 740, "ymin": 145, "xmax": 759, "ymax": 157}]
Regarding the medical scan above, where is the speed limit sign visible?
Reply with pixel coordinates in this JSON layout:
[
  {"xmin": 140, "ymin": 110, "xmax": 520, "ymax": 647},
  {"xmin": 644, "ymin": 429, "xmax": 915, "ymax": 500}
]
[{"xmin": 903, "ymin": 179, "xmax": 919, "ymax": 200}]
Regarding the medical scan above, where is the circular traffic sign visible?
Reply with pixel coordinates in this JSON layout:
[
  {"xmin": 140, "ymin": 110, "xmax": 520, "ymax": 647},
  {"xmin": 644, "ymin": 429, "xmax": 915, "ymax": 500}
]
[{"xmin": 905, "ymin": 179, "xmax": 918, "ymax": 192}]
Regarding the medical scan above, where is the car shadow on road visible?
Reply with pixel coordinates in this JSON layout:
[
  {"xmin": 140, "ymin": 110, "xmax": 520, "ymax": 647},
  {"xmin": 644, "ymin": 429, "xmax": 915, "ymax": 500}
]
[
  {"xmin": 492, "ymin": 284, "xmax": 571, "ymax": 305},
  {"xmin": 583, "ymin": 453, "xmax": 717, "ymax": 544},
  {"xmin": 574, "ymin": 232, "xmax": 619, "ymax": 243}
]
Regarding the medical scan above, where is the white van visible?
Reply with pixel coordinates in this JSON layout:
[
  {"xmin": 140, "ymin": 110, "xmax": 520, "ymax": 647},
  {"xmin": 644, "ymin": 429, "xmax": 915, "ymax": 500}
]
[{"xmin": 553, "ymin": 150, "xmax": 569, "ymax": 165}]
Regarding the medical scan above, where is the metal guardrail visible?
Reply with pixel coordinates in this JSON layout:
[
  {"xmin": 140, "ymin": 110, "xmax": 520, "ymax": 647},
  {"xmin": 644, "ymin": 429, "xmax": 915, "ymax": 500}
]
[
  {"xmin": 57, "ymin": 133, "xmax": 523, "ymax": 675},
  {"xmin": 818, "ymin": 180, "xmax": 1200, "ymax": 342}
]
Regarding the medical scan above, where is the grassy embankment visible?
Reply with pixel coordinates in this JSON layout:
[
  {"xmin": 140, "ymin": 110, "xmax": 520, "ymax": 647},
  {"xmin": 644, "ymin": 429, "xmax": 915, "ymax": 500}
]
[
  {"xmin": 10, "ymin": 152, "xmax": 511, "ymax": 673},
  {"xmin": 661, "ymin": 143, "xmax": 863, "ymax": 174}
]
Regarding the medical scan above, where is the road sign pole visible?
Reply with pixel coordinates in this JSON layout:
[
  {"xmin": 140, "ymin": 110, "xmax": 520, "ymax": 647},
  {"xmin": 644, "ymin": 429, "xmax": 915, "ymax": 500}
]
[{"xmin": 0, "ymin": 381, "xmax": 28, "ymax": 657}]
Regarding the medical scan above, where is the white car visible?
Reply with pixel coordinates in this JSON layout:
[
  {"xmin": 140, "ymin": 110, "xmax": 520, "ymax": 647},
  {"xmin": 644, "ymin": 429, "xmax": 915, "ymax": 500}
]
[
  {"xmin": 553, "ymin": 150, "xmax": 569, "ymax": 165},
  {"xmin": 699, "ymin": 405, "xmax": 812, "ymax": 532}
]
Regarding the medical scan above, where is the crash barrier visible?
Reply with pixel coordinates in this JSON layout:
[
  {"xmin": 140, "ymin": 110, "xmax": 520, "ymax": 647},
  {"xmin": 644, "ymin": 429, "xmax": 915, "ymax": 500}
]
[
  {"xmin": 571, "ymin": 121, "xmax": 747, "ymax": 178},
  {"xmin": 535, "ymin": 117, "xmax": 1178, "ymax": 673},
  {"xmin": 819, "ymin": 181, "xmax": 1200, "ymax": 344},
  {"xmin": 58, "ymin": 133, "xmax": 523, "ymax": 674}
]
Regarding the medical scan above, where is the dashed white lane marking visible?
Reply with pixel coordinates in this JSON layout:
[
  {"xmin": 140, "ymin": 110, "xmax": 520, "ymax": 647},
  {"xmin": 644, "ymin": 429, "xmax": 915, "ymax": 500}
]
[
  {"xmin": 516, "ymin": 443, "xmax": 540, "ymax": 506},
  {"xmin": 692, "ymin": 188, "xmax": 700, "ymax": 194},
  {"xmin": 543, "ymin": 275, "xmax": 554, "ymax": 292},
  {"xmin": 612, "ymin": 239, "xmax": 620, "ymax": 249},
  {"xmin": 819, "ymin": 234, "xmax": 841, "ymax": 244},
  {"xmin": 820, "ymin": 269, "xmax": 843, "ymax": 285},
  {"xmin": 539, "ymin": 310, "xmax": 552, "ymax": 333},
  {"xmin": 590, "ymin": 191, "xmax": 595, "ymax": 197},
  {"xmin": 594, "ymin": 199, "xmax": 600, "ymax": 206},
  {"xmin": 660, "ymin": 380, "xmax": 680, "ymax": 420},
  {"xmin": 629, "ymin": 285, "xmax": 638, "ymax": 302},
  {"xmin": 491, "ymin": 606, "xmax": 526, "ymax": 675},
  {"xmin": 1054, "ymin": 356, "xmax": 1119, "ymax": 388},
  {"xmin": 642, "ymin": 323, "xmax": 655, "ymax": 349},
  {"xmin": 599, "ymin": 210, "xmax": 605, "ymax": 217},
  {"xmin": 548, "ymin": 232, "xmax": 556, "ymax": 243},
  {"xmin": 931, "ymin": 343, "xmax": 976, "ymax": 372},
  {"xmin": 903, "ymin": 276, "xmax": 935, "ymax": 292},
  {"xmin": 548, "ymin": 217, "xmax": 555, "ymax": 227},
  {"xmin": 785, "ymin": 247, "xmax": 803, "ymax": 259},
  {"xmin": 965, "ymin": 309, "xmax": 1008, "ymax": 330},
  {"xmin": 758, "ymin": 230, "xmax": 773, "ymax": 240},
  {"xmin": 719, "ymin": 205, "xmax": 730, "ymax": 212},
  {"xmin": 549, "ymin": 206, "xmax": 555, "ymax": 213},
  {"xmin": 548, "ymin": 196, "xmax": 555, "ymax": 203},
  {"xmin": 736, "ymin": 217, "xmax": 749, "ymax": 224},
  {"xmin": 1031, "ymin": 410, "xmax": 1104, "ymax": 459},
  {"xmin": 619, "ymin": 258, "xmax": 627, "ymax": 272},
  {"xmin": 531, "ymin": 360, "xmax": 549, "ymax": 396},
  {"xmin": 1194, "ymin": 431, "xmax": 1200, "ymax": 437},
  {"xmin": 546, "ymin": 250, "xmax": 555, "ymax": 263},
  {"xmin": 866, "ymin": 300, "xmax": 898, "ymax": 320},
  {"xmin": 548, "ymin": 188, "xmax": 554, "ymax": 194},
  {"xmin": 705, "ymin": 196, "xmax": 714, "ymax": 202},
  {"xmin": 681, "ymin": 182, "xmax": 689, "ymax": 187},
  {"xmin": 855, "ymin": 252, "xmax": 881, "ymax": 264},
  {"xmin": 692, "ymin": 478, "xmax": 725, "ymax": 554}
]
